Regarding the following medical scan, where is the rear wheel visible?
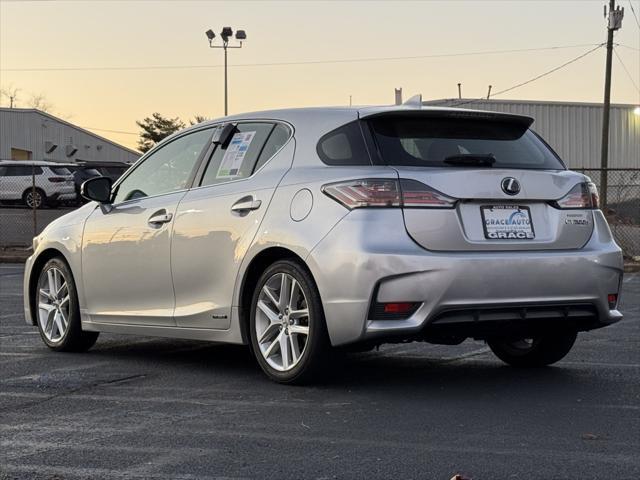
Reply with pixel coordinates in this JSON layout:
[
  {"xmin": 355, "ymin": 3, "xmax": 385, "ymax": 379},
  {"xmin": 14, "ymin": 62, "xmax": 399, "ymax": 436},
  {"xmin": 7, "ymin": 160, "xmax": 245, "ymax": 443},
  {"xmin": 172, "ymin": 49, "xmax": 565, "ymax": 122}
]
[
  {"xmin": 23, "ymin": 189, "xmax": 45, "ymax": 209},
  {"xmin": 488, "ymin": 331, "xmax": 577, "ymax": 367},
  {"xmin": 249, "ymin": 260, "xmax": 330, "ymax": 384},
  {"xmin": 35, "ymin": 257, "xmax": 99, "ymax": 352}
]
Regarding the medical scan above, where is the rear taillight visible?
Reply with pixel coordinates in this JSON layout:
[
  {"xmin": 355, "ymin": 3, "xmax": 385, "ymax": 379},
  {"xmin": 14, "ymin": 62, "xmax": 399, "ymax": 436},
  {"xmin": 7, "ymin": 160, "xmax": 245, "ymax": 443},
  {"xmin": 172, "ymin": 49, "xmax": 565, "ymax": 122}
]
[
  {"xmin": 47, "ymin": 177, "xmax": 66, "ymax": 183},
  {"xmin": 554, "ymin": 182, "xmax": 599, "ymax": 209},
  {"xmin": 322, "ymin": 178, "xmax": 456, "ymax": 209}
]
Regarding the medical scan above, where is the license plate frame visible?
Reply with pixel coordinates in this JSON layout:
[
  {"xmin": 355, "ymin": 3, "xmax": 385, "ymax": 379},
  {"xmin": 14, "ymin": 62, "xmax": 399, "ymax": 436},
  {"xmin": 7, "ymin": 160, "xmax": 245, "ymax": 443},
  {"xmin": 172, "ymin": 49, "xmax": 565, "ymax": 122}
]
[{"xmin": 480, "ymin": 205, "xmax": 535, "ymax": 240}]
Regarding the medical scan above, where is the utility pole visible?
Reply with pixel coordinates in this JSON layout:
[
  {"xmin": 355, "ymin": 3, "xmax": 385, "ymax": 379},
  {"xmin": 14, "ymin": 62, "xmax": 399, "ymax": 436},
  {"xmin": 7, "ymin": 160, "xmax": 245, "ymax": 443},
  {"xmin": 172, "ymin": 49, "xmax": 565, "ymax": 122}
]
[{"xmin": 600, "ymin": 0, "xmax": 624, "ymax": 209}]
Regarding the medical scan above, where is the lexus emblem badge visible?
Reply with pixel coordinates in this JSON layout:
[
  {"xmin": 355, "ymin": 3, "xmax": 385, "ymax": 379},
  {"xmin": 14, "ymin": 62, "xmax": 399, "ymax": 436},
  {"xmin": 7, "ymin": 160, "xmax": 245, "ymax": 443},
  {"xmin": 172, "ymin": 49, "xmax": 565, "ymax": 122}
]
[{"xmin": 501, "ymin": 177, "xmax": 520, "ymax": 196}]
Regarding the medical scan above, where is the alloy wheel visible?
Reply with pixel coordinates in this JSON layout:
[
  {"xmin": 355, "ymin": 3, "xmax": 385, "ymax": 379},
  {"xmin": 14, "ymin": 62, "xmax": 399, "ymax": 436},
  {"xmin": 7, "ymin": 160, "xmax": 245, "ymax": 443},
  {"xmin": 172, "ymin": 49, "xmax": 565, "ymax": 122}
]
[
  {"xmin": 26, "ymin": 191, "xmax": 43, "ymax": 208},
  {"xmin": 255, "ymin": 272, "xmax": 310, "ymax": 372},
  {"xmin": 37, "ymin": 267, "xmax": 70, "ymax": 343}
]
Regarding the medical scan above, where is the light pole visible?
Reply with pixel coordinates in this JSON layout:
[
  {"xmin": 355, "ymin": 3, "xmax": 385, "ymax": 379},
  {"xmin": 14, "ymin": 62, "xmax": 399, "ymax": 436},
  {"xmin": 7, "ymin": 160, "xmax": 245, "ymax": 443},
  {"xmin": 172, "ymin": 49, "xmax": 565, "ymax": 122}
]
[{"xmin": 206, "ymin": 27, "xmax": 247, "ymax": 116}]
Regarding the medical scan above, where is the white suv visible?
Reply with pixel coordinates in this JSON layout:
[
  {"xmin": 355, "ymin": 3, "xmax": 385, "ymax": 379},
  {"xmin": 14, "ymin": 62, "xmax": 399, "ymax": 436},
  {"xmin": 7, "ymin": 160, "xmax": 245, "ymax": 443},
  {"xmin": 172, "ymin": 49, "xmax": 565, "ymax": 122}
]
[{"xmin": 0, "ymin": 161, "xmax": 76, "ymax": 208}]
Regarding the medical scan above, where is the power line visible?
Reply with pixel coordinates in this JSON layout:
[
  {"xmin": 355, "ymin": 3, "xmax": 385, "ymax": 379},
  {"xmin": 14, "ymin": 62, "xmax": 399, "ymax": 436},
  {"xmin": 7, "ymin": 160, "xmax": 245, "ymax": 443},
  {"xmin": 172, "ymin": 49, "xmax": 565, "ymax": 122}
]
[
  {"xmin": 0, "ymin": 43, "xmax": 603, "ymax": 73},
  {"xmin": 84, "ymin": 126, "xmax": 138, "ymax": 136},
  {"xmin": 617, "ymin": 43, "xmax": 640, "ymax": 51},
  {"xmin": 450, "ymin": 43, "xmax": 605, "ymax": 107},
  {"xmin": 628, "ymin": 0, "xmax": 640, "ymax": 28},
  {"xmin": 614, "ymin": 47, "xmax": 640, "ymax": 94}
]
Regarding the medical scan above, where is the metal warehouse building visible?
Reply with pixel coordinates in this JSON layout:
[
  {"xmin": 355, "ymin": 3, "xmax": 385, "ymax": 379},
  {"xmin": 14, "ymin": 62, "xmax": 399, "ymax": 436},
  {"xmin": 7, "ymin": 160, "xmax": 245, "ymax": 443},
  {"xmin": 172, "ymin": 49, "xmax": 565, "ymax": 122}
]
[
  {"xmin": 0, "ymin": 108, "xmax": 139, "ymax": 165},
  {"xmin": 424, "ymin": 99, "xmax": 640, "ymax": 169}
]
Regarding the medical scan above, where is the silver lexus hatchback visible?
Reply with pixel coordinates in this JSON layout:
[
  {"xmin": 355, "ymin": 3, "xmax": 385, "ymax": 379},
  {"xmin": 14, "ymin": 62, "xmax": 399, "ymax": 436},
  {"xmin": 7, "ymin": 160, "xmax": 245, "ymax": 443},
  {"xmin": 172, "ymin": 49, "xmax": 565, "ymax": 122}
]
[{"xmin": 23, "ymin": 103, "xmax": 624, "ymax": 383}]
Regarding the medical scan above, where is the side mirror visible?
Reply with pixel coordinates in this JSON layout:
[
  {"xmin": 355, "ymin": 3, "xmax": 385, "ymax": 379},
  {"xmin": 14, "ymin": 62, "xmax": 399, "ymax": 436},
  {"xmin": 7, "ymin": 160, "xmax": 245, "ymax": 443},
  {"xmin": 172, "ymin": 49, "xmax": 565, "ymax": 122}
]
[{"xmin": 81, "ymin": 176, "xmax": 112, "ymax": 203}]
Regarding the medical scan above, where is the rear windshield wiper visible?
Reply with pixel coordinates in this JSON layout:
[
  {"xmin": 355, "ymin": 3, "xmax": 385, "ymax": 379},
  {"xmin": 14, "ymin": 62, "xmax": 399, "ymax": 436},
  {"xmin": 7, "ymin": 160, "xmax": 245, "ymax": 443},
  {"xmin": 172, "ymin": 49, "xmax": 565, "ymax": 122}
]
[{"xmin": 442, "ymin": 154, "xmax": 496, "ymax": 167}]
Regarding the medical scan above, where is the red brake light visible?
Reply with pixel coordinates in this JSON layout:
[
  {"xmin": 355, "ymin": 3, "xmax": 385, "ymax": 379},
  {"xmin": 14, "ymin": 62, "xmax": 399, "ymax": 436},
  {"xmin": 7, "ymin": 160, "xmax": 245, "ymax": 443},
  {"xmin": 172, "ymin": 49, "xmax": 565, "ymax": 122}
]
[
  {"xmin": 322, "ymin": 179, "xmax": 456, "ymax": 209},
  {"xmin": 555, "ymin": 182, "xmax": 599, "ymax": 209}
]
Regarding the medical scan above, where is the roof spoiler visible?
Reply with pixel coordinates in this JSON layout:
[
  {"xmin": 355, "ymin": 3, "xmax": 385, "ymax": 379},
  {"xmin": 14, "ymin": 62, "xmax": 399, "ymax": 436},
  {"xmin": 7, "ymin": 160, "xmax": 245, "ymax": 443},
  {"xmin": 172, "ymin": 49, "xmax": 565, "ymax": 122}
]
[{"xmin": 362, "ymin": 108, "xmax": 534, "ymax": 128}]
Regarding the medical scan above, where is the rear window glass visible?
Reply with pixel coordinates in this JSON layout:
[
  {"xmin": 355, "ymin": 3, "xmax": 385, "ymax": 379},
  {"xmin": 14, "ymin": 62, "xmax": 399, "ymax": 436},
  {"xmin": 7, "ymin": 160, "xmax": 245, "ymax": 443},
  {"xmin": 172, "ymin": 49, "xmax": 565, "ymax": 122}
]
[
  {"xmin": 368, "ymin": 116, "xmax": 564, "ymax": 170},
  {"xmin": 317, "ymin": 121, "xmax": 371, "ymax": 166},
  {"xmin": 50, "ymin": 167, "xmax": 71, "ymax": 175}
]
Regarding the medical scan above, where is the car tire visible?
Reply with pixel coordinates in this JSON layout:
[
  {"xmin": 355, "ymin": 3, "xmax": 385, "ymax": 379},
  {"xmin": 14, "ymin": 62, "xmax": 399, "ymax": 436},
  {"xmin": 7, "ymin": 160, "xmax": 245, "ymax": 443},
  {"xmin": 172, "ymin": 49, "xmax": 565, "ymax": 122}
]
[
  {"xmin": 249, "ymin": 260, "xmax": 330, "ymax": 384},
  {"xmin": 34, "ymin": 257, "xmax": 99, "ymax": 352},
  {"xmin": 23, "ymin": 189, "xmax": 45, "ymax": 209},
  {"xmin": 487, "ymin": 330, "xmax": 577, "ymax": 367}
]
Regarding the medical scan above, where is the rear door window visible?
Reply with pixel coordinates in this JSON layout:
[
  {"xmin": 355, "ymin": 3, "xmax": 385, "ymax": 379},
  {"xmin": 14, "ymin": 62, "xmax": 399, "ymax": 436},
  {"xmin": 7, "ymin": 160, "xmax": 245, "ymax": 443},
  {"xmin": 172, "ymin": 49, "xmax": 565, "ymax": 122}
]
[
  {"xmin": 200, "ymin": 123, "xmax": 273, "ymax": 187},
  {"xmin": 368, "ymin": 116, "xmax": 564, "ymax": 170},
  {"xmin": 253, "ymin": 124, "xmax": 291, "ymax": 173}
]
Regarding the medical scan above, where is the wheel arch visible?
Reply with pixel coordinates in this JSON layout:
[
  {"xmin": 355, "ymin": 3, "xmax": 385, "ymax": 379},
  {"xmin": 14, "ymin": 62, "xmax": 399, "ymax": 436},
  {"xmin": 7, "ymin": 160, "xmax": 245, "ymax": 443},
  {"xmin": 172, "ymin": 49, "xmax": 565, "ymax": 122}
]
[
  {"xmin": 27, "ymin": 248, "xmax": 69, "ymax": 325},
  {"xmin": 238, "ymin": 246, "xmax": 315, "ymax": 344}
]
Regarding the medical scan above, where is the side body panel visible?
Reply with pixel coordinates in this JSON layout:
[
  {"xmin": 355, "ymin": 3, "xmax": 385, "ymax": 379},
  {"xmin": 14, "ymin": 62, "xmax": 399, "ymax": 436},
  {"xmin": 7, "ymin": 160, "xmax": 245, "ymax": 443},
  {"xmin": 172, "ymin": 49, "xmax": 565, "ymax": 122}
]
[
  {"xmin": 170, "ymin": 140, "xmax": 295, "ymax": 329},
  {"xmin": 81, "ymin": 192, "xmax": 186, "ymax": 326}
]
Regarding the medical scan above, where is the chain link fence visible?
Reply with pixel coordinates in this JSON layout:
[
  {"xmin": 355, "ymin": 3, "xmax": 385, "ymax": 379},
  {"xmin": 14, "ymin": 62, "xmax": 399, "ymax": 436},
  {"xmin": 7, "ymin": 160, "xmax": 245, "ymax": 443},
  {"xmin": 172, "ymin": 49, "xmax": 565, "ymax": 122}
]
[
  {"xmin": 0, "ymin": 164, "xmax": 77, "ymax": 248},
  {"xmin": 1, "ymin": 167, "xmax": 638, "ymax": 258},
  {"xmin": 575, "ymin": 168, "xmax": 640, "ymax": 259}
]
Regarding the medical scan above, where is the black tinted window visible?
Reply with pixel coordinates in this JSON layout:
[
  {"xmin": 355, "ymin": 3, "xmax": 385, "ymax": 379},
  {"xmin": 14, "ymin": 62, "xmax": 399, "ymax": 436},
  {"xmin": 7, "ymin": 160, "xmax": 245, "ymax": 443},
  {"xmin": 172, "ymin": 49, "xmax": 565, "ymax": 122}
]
[
  {"xmin": 254, "ymin": 124, "xmax": 291, "ymax": 172},
  {"xmin": 1, "ymin": 166, "xmax": 43, "ymax": 176},
  {"xmin": 369, "ymin": 116, "xmax": 564, "ymax": 170},
  {"xmin": 317, "ymin": 121, "xmax": 371, "ymax": 166},
  {"xmin": 201, "ymin": 123, "xmax": 273, "ymax": 186},
  {"xmin": 50, "ymin": 167, "xmax": 71, "ymax": 175}
]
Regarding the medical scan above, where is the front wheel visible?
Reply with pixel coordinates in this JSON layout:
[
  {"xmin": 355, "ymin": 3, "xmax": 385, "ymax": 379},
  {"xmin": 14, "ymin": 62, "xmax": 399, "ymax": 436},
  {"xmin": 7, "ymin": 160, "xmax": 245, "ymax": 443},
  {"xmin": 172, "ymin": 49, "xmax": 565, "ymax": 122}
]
[
  {"xmin": 35, "ymin": 257, "xmax": 99, "ymax": 352},
  {"xmin": 249, "ymin": 260, "xmax": 330, "ymax": 384},
  {"xmin": 488, "ymin": 330, "xmax": 577, "ymax": 367}
]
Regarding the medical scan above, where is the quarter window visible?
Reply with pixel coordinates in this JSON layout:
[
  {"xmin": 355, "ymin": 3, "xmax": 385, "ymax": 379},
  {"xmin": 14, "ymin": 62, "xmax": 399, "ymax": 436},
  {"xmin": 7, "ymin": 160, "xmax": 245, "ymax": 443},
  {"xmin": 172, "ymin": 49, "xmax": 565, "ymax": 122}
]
[
  {"xmin": 316, "ymin": 121, "xmax": 371, "ymax": 166},
  {"xmin": 113, "ymin": 128, "xmax": 212, "ymax": 204},
  {"xmin": 200, "ymin": 123, "xmax": 273, "ymax": 187}
]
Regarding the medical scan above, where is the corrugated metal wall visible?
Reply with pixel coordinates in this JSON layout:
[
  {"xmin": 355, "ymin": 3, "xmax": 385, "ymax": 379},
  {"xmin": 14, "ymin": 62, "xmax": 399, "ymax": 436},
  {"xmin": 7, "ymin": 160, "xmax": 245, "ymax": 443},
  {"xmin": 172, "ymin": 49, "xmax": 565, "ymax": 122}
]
[
  {"xmin": 424, "ymin": 99, "xmax": 640, "ymax": 169},
  {"xmin": 0, "ymin": 108, "xmax": 139, "ymax": 164}
]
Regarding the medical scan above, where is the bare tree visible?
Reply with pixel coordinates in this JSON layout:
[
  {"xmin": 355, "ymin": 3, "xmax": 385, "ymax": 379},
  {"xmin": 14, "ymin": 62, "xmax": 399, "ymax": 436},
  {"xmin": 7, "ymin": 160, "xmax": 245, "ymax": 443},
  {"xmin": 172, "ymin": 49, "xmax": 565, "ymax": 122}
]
[
  {"xmin": 28, "ymin": 93, "xmax": 54, "ymax": 113},
  {"xmin": 0, "ymin": 85, "xmax": 20, "ymax": 108}
]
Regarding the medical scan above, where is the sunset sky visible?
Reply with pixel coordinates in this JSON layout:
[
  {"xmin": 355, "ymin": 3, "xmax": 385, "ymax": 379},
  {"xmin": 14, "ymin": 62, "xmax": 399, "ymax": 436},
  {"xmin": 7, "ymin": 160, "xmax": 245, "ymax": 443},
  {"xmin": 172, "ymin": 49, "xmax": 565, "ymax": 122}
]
[{"xmin": 1, "ymin": 0, "xmax": 639, "ymax": 150}]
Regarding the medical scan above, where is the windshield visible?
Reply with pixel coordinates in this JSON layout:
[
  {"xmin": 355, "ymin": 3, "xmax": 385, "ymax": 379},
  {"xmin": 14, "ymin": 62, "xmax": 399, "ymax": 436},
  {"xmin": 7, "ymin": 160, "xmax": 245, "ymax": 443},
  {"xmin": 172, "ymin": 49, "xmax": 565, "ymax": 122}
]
[{"xmin": 368, "ymin": 116, "xmax": 565, "ymax": 170}]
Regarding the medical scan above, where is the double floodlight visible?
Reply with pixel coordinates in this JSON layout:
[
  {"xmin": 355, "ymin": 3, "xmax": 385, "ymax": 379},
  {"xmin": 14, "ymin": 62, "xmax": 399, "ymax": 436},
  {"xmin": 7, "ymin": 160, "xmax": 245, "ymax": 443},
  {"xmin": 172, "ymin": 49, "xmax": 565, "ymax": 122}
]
[{"xmin": 205, "ymin": 27, "xmax": 247, "ymax": 45}]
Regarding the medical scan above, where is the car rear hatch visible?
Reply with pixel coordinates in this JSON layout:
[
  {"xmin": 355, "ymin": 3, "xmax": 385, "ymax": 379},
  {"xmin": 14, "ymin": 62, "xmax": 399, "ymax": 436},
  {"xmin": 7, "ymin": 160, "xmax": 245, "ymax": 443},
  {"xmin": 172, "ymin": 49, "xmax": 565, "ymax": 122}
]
[{"xmin": 365, "ymin": 110, "xmax": 595, "ymax": 252}]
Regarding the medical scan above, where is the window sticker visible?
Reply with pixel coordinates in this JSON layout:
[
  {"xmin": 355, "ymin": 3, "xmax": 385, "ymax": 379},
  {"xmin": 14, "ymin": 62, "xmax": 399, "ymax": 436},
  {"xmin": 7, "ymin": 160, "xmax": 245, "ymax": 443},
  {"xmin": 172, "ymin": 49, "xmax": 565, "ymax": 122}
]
[{"xmin": 216, "ymin": 131, "xmax": 256, "ymax": 178}]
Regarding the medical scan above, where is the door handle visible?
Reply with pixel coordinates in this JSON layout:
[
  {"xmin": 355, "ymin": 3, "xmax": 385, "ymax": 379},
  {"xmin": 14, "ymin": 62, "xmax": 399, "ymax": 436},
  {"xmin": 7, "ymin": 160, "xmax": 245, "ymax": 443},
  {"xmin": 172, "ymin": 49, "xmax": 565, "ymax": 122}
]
[
  {"xmin": 231, "ymin": 196, "xmax": 262, "ymax": 213},
  {"xmin": 148, "ymin": 211, "xmax": 173, "ymax": 226}
]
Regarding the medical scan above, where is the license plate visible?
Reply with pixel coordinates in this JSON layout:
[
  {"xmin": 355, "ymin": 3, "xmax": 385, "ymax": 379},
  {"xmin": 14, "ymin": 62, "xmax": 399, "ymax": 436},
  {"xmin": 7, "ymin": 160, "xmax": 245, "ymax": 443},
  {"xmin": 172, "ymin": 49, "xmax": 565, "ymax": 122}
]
[{"xmin": 481, "ymin": 205, "xmax": 535, "ymax": 240}]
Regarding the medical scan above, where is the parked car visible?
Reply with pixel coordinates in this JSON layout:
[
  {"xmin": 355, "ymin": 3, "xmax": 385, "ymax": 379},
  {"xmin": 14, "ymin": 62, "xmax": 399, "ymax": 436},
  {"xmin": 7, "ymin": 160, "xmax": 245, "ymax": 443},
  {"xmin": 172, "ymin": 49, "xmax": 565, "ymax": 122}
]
[
  {"xmin": 0, "ymin": 161, "xmax": 75, "ymax": 208},
  {"xmin": 60, "ymin": 164, "xmax": 103, "ymax": 204},
  {"xmin": 91, "ymin": 162, "xmax": 130, "ymax": 182},
  {"xmin": 23, "ymin": 104, "xmax": 624, "ymax": 384}
]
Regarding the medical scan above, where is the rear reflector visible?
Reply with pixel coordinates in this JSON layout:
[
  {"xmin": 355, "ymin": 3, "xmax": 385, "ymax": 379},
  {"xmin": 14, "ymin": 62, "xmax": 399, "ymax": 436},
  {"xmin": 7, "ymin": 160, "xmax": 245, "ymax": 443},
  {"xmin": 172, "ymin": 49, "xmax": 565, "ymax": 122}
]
[
  {"xmin": 608, "ymin": 294, "xmax": 618, "ymax": 309},
  {"xmin": 554, "ymin": 182, "xmax": 599, "ymax": 209},
  {"xmin": 322, "ymin": 178, "xmax": 456, "ymax": 210},
  {"xmin": 383, "ymin": 302, "xmax": 417, "ymax": 314},
  {"xmin": 369, "ymin": 301, "xmax": 420, "ymax": 320}
]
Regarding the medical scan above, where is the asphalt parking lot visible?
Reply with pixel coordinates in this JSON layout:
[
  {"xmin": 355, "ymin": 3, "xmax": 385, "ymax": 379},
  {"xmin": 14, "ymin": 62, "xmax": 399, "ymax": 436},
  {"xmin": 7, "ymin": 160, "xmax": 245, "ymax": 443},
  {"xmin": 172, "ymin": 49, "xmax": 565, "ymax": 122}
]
[{"xmin": 1, "ymin": 263, "xmax": 639, "ymax": 480}]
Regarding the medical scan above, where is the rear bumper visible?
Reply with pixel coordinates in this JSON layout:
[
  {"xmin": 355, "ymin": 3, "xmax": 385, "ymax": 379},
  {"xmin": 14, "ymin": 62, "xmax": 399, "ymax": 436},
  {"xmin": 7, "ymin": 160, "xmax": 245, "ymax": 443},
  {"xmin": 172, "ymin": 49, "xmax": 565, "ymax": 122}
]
[{"xmin": 307, "ymin": 209, "xmax": 623, "ymax": 346}]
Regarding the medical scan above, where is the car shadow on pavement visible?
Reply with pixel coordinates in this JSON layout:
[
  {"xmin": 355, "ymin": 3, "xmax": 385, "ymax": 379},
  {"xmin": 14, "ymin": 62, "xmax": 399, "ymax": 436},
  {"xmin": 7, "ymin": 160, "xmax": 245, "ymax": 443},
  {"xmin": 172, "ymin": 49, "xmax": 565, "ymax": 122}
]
[{"xmin": 84, "ymin": 336, "xmax": 585, "ymax": 394}]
